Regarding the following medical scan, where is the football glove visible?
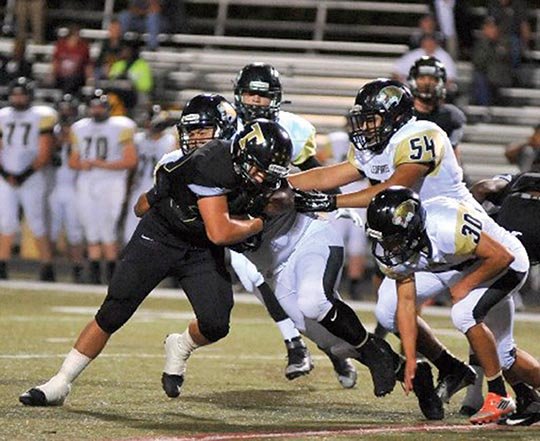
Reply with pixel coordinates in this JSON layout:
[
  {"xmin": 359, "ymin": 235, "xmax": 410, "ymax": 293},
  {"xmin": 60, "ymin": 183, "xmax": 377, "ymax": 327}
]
[
  {"xmin": 229, "ymin": 232, "xmax": 263, "ymax": 253},
  {"xmin": 294, "ymin": 189, "xmax": 337, "ymax": 213}
]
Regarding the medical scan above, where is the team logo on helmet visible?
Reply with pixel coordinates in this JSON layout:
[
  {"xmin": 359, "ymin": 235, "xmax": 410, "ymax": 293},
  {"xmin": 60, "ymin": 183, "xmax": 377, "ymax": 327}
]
[
  {"xmin": 217, "ymin": 100, "xmax": 237, "ymax": 125},
  {"xmin": 377, "ymin": 86, "xmax": 404, "ymax": 110},
  {"xmin": 392, "ymin": 200, "xmax": 417, "ymax": 228}
]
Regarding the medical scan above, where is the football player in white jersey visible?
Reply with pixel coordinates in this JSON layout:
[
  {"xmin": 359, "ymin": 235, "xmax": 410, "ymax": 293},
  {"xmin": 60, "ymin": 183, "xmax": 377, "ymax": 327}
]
[
  {"xmin": 49, "ymin": 94, "xmax": 85, "ymax": 283},
  {"xmin": 365, "ymin": 186, "xmax": 540, "ymax": 425},
  {"xmin": 69, "ymin": 89, "xmax": 137, "ymax": 284},
  {"xmin": 123, "ymin": 107, "xmax": 176, "ymax": 244},
  {"xmin": 290, "ymin": 78, "xmax": 478, "ymax": 404},
  {"xmin": 232, "ymin": 62, "xmax": 356, "ymax": 380},
  {"xmin": 0, "ymin": 77, "xmax": 57, "ymax": 281}
]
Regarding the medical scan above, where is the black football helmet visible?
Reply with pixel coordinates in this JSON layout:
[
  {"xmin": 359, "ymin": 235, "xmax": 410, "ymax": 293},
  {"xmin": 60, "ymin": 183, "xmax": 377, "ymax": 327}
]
[
  {"xmin": 366, "ymin": 186, "xmax": 427, "ymax": 266},
  {"xmin": 234, "ymin": 63, "xmax": 282, "ymax": 122},
  {"xmin": 178, "ymin": 93, "xmax": 238, "ymax": 154},
  {"xmin": 88, "ymin": 89, "xmax": 111, "ymax": 122},
  {"xmin": 408, "ymin": 56, "xmax": 447, "ymax": 104},
  {"xmin": 231, "ymin": 119, "xmax": 292, "ymax": 191},
  {"xmin": 8, "ymin": 76, "xmax": 34, "ymax": 111},
  {"xmin": 348, "ymin": 79, "xmax": 413, "ymax": 161},
  {"xmin": 57, "ymin": 93, "xmax": 79, "ymax": 124}
]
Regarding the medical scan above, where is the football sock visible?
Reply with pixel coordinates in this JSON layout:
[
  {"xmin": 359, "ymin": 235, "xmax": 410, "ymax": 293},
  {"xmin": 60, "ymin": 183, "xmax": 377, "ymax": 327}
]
[
  {"xmin": 432, "ymin": 349, "xmax": 459, "ymax": 377},
  {"xmin": 319, "ymin": 300, "xmax": 368, "ymax": 348},
  {"xmin": 163, "ymin": 330, "xmax": 200, "ymax": 376},
  {"xmin": 57, "ymin": 348, "xmax": 92, "ymax": 383},
  {"xmin": 487, "ymin": 371, "xmax": 507, "ymax": 397},
  {"xmin": 277, "ymin": 319, "xmax": 301, "ymax": 342},
  {"xmin": 106, "ymin": 261, "xmax": 116, "ymax": 283},
  {"xmin": 89, "ymin": 260, "xmax": 101, "ymax": 284}
]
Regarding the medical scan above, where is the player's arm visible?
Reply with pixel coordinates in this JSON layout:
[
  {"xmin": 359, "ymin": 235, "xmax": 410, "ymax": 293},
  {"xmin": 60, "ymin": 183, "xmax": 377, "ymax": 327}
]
[
  {"xmin": 450, "ymin": 231, "xmax": 514, "ymax": 304},
  {"xmin": 14, "ymin": 127, "xmax": 55, "ymax": 185},
  {"xmin": 91, "ymin": 141, "xmax": 138, "ymax": 170},
  {"xmin": 336, "ymin": 163, "xmax": 429, "ymax": 208},
  {"xmin": 198, "ymin": 195, "xmax": 264, "ymax": 246},
  {"xmin": 288, "ymin": 160, "xmax": 362, "ymax": 190},
  {"xmin": 396, "ymin": 275, "xmax": 418, "ymax": 394}
]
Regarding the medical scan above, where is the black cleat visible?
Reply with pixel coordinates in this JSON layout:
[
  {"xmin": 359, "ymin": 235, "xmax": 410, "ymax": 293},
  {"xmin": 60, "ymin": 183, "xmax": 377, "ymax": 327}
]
[
  {"xmin": 321, "ymin": 348, "xmax": 357, "ymax": 389},
  {"xmin": 161, "ymin": 373, "xmax": 184, "ymax": 398},
  {"xmin": 412, "ymin": 361, "xmax": 444, "ymax": 420},
  {"xmin": 356, "ymin": 334, "xmax": 397, "ymax": 397},
  {"xmin": 499, "ymin": 400, "xmax": 540, "ymax": 426},
  {"xmin": 285, "ymin": 337, "xmax": 314, "ymax": 380},
  {"xmin": 435, "ymin": 362, "xmax": 477, "ymax": 403},
  {"xmin": 19, "ymin": 388, "xmax": 48, "ymax": 406}
]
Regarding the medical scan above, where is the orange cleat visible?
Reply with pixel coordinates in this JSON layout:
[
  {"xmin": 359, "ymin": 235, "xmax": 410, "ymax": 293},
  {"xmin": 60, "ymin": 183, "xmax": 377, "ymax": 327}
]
[{"xmin": 470, "ymin": 392, "xmax": 516, "ymax": 425}]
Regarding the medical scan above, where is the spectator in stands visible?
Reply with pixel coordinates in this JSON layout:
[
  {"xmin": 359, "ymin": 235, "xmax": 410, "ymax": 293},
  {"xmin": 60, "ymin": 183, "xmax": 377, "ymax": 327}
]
[
  {"xmin": 505, "ymin": 123, "xmax": 540, "ymax": 172},
  {"xmin": 409, "ymin": 14, "xmax": 444, "ymax": 51},
  {"xmin": 108, "ymin": 38, "xmax": 154, "ymax": 115},
  {"xmin": 52, "ymin": 25, "xmax": 92, "ymax": 96},
  {"xmin": 471, "ymin": 17, "xmax": 513, "ymax": 107},
  {"xmin": 488, "ymin": 0, "xmax": 532, "ymax": 69},
  {"xmin": 428, "ymin": 0, "xmax": 473, "ymax": 60},
  {"xmin": 393, "ymin": 33, "xmax": 457, "ymax": 86},
  {"xmin": 0, "ymin": 39, "xmax": 33, "ymax": 85},
  {"xmin": 119, "ymin": 0, "xmax": 164, "ymax": 51},
  {"xmin": 93, "ymin": 18, "xmax": 124, "ymax": 81},
  {"xmin": 15, "ymin": 0, "xmax": 45, "ymax": 44}
]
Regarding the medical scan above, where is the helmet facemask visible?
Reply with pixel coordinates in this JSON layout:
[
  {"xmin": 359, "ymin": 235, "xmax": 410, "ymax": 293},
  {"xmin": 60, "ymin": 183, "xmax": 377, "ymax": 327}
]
[
  {"xmin": 348, "ymin": 107, "xmax": 395, "ymax": 162},
  {"xmin": 179, "ymin": 118, "xmax": 220, "ymax": 155}
]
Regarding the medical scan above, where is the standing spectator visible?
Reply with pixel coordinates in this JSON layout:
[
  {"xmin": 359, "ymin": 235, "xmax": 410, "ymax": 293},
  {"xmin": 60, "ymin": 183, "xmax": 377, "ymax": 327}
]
[
  {"xmin": 471, "ymin": 17, "xmax": 513, "ymax": 106},
  {"xmin": 93, "ymin": 19, "xmax": 124, "ymax": 81},
  {"xmin": 0, "ymin": 39, "xmax": 33, "ymax": 85},
  {"xmin": 119, "ymin": 0, "xmax": 164, "ymax": 51},
  {"xmin": 49, "ymin": 94, "xmax": 85, "ymax": 283},
  {"xmin": 409, "ymin": 14, "xmax": 444, "ymax": 50},
  {"xmin": 108, "ymin": 38, "xmax": 154, "ymax": 115},
  {"xmin": 0, "ymin": 77, "xmax": 57, "ymax": 281},
  {"xmin": 52, "ymin": 25, "xmax": 92, "ymax": 95},
  {"xmin": 15, "ymin": 0, "xmax": 45, "ymax": 44},
  {"xmin": 428, "ymin": 0, "xmax": 472, "ymax": 60},
  {"xmin": 488, "ymin": 0, "xmax": 532, "ymax": 68},
  {"xmin": 69, "ymin": 90, "xmax": 137, "ymax": 284},
  {"xmin": 393, "ymin": 33, "xmax": 457, "ymax": 85},
  {"xmin": 505, "ymin": 124, "xmax": 540, "ymax": 172}
]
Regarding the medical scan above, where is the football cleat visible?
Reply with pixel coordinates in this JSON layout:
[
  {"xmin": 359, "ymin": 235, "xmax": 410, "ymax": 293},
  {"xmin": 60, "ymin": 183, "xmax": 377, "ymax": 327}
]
[
  {"xmin": 499, "ymin": 400, "xmax": 540, "ymax": 426},
  {"xmin": 322, "ymin": 349, "xmax": 357, "ymax": 389},
  {"xmin": 356, "ymin": 334, "xmax": 397, "ymax": 397},
  {"xmin": 470, "ymin": 392, "xmax": 516, "ymax": 425},
  {"xmin": 285, "ymin": 337, "xmax": 314, "ymax": 380},
  {"xmin": 459, "ymin": 404, "xmax": 482, "ymax": 417},
  {"xmin": 435, "ymin": 362, "xmax": 477, "ymax": 403},
  {"xmin": 19, "ymin": 378, "xmax": 71, "ymax": 407},
  {"xmin": 161, "ymin": 373, "xmax": 184, "ymax": 398},
  {"xmin": 412, "ymin": 361, "xmax": 444, "ymax": 420}
]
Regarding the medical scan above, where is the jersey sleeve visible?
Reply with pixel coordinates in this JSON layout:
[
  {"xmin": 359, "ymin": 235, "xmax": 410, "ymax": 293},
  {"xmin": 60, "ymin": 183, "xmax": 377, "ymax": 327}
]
[
  {"xmin": 393, "ymin": 128, "xmax": 444, "ymax": 170},
  {"xmin": 69, "ymin": 127, "xmax": 80, "ymax": 152},
  {"xmin": 291, "ymin": 128, "xmax": 317, "ymax": 166},
  {"xmin": 435, "ymin": 202, "xmax": 482, "ymax": 257},
  {"xmin": 38, "ymin": 108, "xmax": 58, "ymax": 134},
  {"xmin": 119, "ymin": 126, "xmax": 135, "ymax": 145},
  {"xmin": 346, "ymin": 143, "xmax": 364, "ymax": 172}
]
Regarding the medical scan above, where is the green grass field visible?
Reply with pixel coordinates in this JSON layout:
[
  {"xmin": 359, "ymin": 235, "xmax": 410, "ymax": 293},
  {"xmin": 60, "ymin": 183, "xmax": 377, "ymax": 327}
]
[{"xmin": 1, "ymin": 284, "xmax": 539, "ymax": 441}]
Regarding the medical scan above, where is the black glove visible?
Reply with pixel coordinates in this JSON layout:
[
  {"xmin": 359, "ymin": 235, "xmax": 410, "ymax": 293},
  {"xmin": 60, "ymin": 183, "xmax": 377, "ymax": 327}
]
[
  {"xmin": 229, "ymin": 232, "xmax": 263, "ymax": 253},
  {"xmin": 293, "ymin": 189, "xmax": 337, "ymax": 213}
]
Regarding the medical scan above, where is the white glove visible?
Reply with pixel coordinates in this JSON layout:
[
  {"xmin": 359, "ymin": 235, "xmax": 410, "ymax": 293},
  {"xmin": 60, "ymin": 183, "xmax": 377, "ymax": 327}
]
[{"xmin": 334, "ymin": 208, "xmax": 364, "ymax": 228}]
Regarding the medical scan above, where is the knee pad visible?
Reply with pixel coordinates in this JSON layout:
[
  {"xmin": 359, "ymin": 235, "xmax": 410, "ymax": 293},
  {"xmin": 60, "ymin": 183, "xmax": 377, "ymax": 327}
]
[
  {"xmin": 95, "ymin": 298, "xmax": 137, "ymax": 334},
  {"xmin": 375, "ymin": 301, "xmax": 397, "ymax": 334},
  {"xmin": 297, "ymin": 294, "xmax": 331, "ymax": 321},
  {"xmin": 198, "ymin": 321, "xmax": 230, "ymax": 343},
  {"xmin": 451, "ymin": 301, "xmax": 476, "ymax": 334}
]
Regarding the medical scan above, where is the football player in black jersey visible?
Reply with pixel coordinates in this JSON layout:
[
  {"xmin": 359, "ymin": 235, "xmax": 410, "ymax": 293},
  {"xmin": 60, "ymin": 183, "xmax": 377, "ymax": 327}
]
[
  {"xmin": 19, "ymin": 118, "xmax": 294, "ymax": 407},
  {"xmin": 408, "ymin": 56, "xmax": 466, "ymax": 164}
]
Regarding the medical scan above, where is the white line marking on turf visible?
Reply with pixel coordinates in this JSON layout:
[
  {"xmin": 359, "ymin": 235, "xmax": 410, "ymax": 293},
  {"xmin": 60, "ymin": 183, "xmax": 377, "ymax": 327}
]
[
  {"xmin": 121, "ymin": 423, "xmax": 490, "ymax": 441},
  {"xmin": 3, "ymin": 279, "xmax": 540, "ymax": 323}
]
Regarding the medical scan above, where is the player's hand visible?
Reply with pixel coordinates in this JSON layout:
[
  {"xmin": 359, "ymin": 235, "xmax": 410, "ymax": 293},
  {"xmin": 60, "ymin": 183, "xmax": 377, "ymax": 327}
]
[
  {"xmin": 403, "ymin": 358, "xmax": 416, "ymax": 395},
  {"xmin": 7, "ymin": 175, "xmax": 19, "ymax": 187},
  {"xmin": 293, "ymin": 188, "xmax": 337, "ymax": 213},
  {"xmin": 90, "ymin": 159, "xmax": 107, "ymax": 168},
  {"xmin": 334, "ymin": 208, "xmax": 364, "ymax": 228},
  {"xmin": 80, "ymin": 160, "xmax": 93, "ymax": 170},
  {"xmin": 229, "ymin": 232, "xmax": 262, "ymax": 253}
]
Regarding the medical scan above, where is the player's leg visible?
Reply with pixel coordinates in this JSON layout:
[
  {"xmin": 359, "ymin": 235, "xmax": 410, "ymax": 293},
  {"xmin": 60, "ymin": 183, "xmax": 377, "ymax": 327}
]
[
  {"xmin": 229, "ymin": 250, "xmax": 313, "ymax": 380},
  {"xmin": 19, "ymin": 227, "xmax": 175, "ymax": 406},
  {"xmin": 0, "ymin": 178, "xmax": 19, "ymax": 279},
  {"xmin": 19, "ymin": 173, "xmax": 54, "ymax": 281},
  {"xmin": 63, "ymin": 185, "xmax": 85, "ymax": 283},
  {"xmin": 162, "ymin": 244, "xmax": 234, "ymax": 398},
  {"xmin": 99, "ymin": 178, "xmax": 127, "ymax": 283}
]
